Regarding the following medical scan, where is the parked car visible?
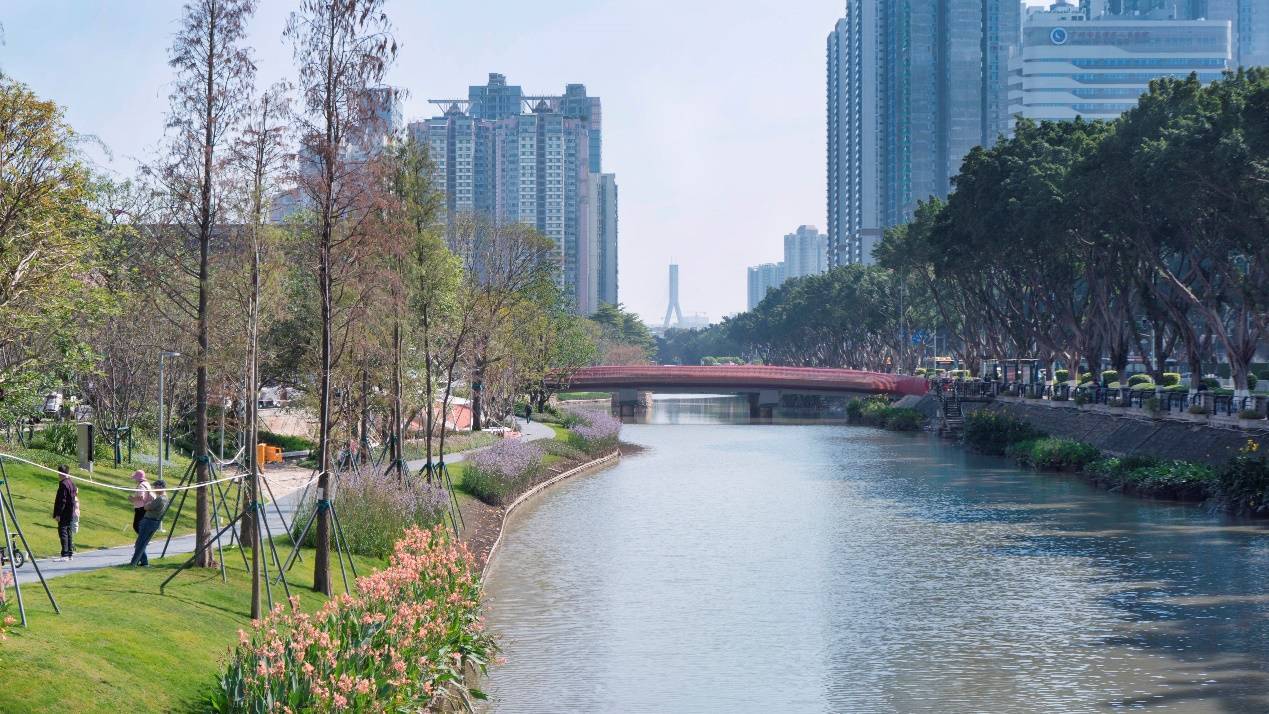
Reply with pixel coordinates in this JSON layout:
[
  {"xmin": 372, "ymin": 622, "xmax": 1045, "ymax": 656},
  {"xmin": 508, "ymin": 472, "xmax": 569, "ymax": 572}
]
[{"xmin": 42, "ymin": 392, "xmax": 63, "ymax": 415}]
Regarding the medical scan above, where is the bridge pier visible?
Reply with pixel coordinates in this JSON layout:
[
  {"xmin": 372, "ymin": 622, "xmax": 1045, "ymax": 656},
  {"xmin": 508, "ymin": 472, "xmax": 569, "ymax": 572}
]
[
  {"xmin": 611, "ymin": 389, "xmax": 652, "ymax": 417},
  {"xmin": 747, "ymin": 390, "xmax": 781, "ymax": 420}
]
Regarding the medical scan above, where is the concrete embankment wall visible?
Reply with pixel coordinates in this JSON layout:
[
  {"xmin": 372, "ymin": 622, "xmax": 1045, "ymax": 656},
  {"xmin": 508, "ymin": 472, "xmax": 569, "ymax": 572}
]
[{"xmin": 978, "ymin": 400, "xmax": 1269, "ymax": 466}]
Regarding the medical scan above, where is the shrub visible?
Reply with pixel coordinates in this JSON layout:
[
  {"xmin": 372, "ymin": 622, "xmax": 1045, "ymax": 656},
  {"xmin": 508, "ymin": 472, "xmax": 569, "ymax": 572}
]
[
  {"xmin": 293, "ymin": 468, "xmax": 450, "ymax": 558},
  {"xmin": 950, "ymin": 369, "xmax": 971, "ymax": 380},
  {"xmin": 1144, "ymin": 397, "xmax": 1161, "ymax": 414},
  {"xmin": 1200, "ymin": 377, "xmax": 1222, "ymax": 391},
  {"xmin": 1010, "ymin": 437, "xmax": 1100, "ymax": 471},
  {"xmin": 1239, "ymin": 409, "xmax": 1263, "ymax": 420},
  {"xmin": 1249, "ymin": 373, "xmax": 1259, "ymax": 390},
  {"xmin": 846, "ymin": 398, "xmax": 864, "ymax": 421},
  {"xmin": 463, "ymin": 440, "xmax": 544, "ymax": 505},
  {"xmin": 1130, "ymin": 382, "xmax": 1156, "ymax": 392},
  {"xmin": 963, "ymin": 411, "xmax": 1043, "ymax": 455},
  {"xmin": 212, "ymin": 526, "xmax": 496, "ymax": 712},
  {"xmin": 1159, "ymin": 372, "xmax": 1181, "ymax": 387},
  {"xmin": 258, "ymin": 430, "xmax": 316, "ymax": 453},
  {"xmin": 883, "ymin": 408, "xmax": 925, "ymax": 431},
  {"xmin": 1079, "ymin": 372, "xmax": 1093, "ymax": 384},
  {"xmin": 1101, "ymin": 370, "xmax": 1119, "ymax": 386},
  {"xmin": 1127, "ymin": 374, "xmax": 1153, "ymax": 387},
  {"xmin": 1109, "ymin": 398, "xmax": 1128, "ymax": 408},
  {"xmin": 565, "ymin": 408, "xmax": 622, "ymax": 454},
  {"xmin": 1074, "ymin": 392, "xmax": 1091, "ymax": 406},
  {"xmin": 1213, "ymin": 441, "xmax": 1269, "ymax": 514},
  {"xmin": 1090, "ymin": 457, "xmax": 1216, "ymax": 500},
  {"xmin": 1188, "ymin": 404, "xmax": 1210, "ymax": 415},
  {"xmin": 38, "ymin": 422, "xmax": 77, "ymax": 457},
  {"xmin": 914, "ymin": 368, "xmax": 928, "ymax": 376},
  {"xmin": 1054, "ymin": 369, "xmax": 1070, "ymax": 382}
]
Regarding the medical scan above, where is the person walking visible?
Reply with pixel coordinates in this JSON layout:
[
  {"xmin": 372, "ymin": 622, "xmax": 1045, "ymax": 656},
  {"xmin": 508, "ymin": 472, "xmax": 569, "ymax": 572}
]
[
  {"xmin": 52, "ymin": 465, "xmax": 78, "ymax": 561},
  {"xmin": 130, "ymin": 479, "xmax": 168, "ymax": 567},
  {"xmin": 128, "ymin": 470, "xmax": 154, "ymax": 533}
]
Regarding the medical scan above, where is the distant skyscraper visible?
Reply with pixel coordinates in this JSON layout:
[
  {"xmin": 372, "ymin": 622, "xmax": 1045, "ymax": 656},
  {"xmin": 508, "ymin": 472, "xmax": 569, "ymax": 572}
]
[
  {"xmin": 826, "ymin": 1, "xmax": 1019, "ymax": 267},
  {"xmin": 1177, "ymin": 1, "xmax": 1269, "ymax": 69},
  {"xmin": 783, "ymin": 225, "xmax": 828, "ymax": 280},
  {"xmin": 416, "ymin": 73, "xmax": 616, "ymax": 315},
  {"xmin": 1010, "ymin": 4, "xmax": 1232, "ymax": 122},
  {"xmin": 597, "ymin": 174, "xmax": 619, "ymax": 306},
  {"xmin": 746, "ymin": 263, "xmax": 786, "ymax": 311}
]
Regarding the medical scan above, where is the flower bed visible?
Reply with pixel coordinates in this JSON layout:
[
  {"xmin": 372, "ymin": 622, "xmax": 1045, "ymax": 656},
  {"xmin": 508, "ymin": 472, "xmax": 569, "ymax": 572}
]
[
  {"xmin": 294, "ymin": 468, "xmax": 450, "ymax": 558},
  {"xmin": 0, "ymin": 571, "xmax": 16, "ymax": 640},
  {"xmin": 211, "ymin": 526, "xmax": 495, "ymax": 712},
  {"xmin": 564, "ymin": 407, "xmax": 623, "ymax": 454},
  {"xmin": 463, "ymin": 440, "xmax": 544, "ymax": 506}
]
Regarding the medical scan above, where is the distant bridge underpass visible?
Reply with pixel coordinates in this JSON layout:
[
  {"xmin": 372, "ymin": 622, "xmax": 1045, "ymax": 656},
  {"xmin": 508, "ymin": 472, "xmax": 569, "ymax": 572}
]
[{"xmin": 557, "ymin": 365, "xmax": 927, "ymax": 417}]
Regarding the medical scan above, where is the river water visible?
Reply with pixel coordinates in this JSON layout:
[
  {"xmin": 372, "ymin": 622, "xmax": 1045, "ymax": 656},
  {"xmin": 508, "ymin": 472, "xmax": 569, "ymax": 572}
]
[{"xmin": 483, "ymin": 396, "xmax": 1269, "ymax": 713}]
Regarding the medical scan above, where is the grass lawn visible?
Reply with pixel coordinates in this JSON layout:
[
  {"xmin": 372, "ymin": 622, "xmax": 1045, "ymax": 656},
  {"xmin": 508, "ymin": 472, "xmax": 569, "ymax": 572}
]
[
  {"xmin": 556, "ymin": 391, "xmax": 610, "ymax": 401},
  {"xmin": 0, "ymin": 543, "xmax": 383, "ymax": 713},
  {"xmin": 1, "ymin": 446, "xmax": 203, "ymax": 557},
  {"xmin": 401, "ymin": 430, "xmax": 501, "ymax": 462}
]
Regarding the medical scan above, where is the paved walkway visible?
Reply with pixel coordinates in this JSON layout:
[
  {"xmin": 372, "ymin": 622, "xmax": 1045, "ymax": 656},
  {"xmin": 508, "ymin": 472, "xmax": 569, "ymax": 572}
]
[
  {"xmin": 13, "ymin": 419, "xmax": 553, "ymax": 586},
  {"xmin": 14, "ymin": 466, "xmax": 314, "ymax": 586},
  {"xmin": 403, "ymin": 418, "xmax": 554, "ymax": 472}
]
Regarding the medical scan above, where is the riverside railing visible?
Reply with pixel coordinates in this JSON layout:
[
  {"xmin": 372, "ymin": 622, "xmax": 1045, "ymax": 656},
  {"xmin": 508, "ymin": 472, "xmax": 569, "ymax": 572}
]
[{"xmin": 926, "ymin": 378, "xmax": 1267, "ymax": 420}]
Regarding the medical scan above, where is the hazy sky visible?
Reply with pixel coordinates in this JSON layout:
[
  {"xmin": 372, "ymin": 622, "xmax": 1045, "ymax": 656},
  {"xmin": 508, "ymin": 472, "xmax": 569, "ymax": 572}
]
[{"xmin": 1, "ymin": 1, "xmax": 1050, "ymax": 325}]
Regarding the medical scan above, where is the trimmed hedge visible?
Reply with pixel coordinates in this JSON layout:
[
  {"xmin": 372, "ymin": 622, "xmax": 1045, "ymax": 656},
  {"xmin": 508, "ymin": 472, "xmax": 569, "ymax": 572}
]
[
  {"xmin": 258, "ymin": 430, "xmax": 316, "ymax": 452},
  {"xmin": 1101, "ymin": 370, "xmax": 1119, "ymax": 386},
  {"xmin": 1127, "ymin": 374, "xmax": 1153, "ymax": 387},
  {"xmin": 1160, "ymin": 372, "xmax": 1181, "ymax": 387}
]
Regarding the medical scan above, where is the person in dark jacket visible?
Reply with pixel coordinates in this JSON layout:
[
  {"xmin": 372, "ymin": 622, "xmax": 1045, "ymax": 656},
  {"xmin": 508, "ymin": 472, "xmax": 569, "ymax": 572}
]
[
  {"xmin": 130, "ymin": 479, "xmax": 168, "ymax": 567},
  {"xmin": 52, "ymin": 465, "xmax": 78, "ymax": 560}
]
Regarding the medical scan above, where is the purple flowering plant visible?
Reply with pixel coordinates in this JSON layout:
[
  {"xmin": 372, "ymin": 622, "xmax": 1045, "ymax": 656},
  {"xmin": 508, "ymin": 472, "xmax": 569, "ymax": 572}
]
[
  {"xmin": 564, "ymin": 407, "xmax": 622, "ymax": 455},
  {"xmin": 464, "ymin": 440, "xmax": 545, "ymax": 505}
]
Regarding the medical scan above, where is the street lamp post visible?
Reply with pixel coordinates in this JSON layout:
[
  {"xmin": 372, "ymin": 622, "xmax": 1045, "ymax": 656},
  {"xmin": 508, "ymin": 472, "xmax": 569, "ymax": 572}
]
[{"xmin": 158, "ymin": 350, "xmax": 181, "ymax": 485}]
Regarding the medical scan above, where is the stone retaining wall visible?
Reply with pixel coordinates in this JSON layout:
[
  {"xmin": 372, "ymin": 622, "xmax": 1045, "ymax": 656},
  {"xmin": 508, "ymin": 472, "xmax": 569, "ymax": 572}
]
[{"xmin": 977, "ymin": 400, "xmax": 1269, "ymax": 465}]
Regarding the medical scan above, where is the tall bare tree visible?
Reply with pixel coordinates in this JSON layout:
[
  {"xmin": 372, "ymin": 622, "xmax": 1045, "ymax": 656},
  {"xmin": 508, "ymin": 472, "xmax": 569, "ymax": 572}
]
[
  {"xmin": 286, "ymin": 0, "xmax": 395, "ymax": 594},
  {"xmin": 148, "ymin": 0, "xmax": 256, "ymax": 567},
  {"xmin": 231, "ymin": 82, "xmax": 289, "ymax": 616}
]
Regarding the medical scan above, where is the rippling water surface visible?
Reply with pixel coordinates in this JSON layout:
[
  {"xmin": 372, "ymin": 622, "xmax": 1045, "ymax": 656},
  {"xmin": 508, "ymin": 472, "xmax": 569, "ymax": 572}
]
[{"xmin": 484, "ymin": 396, "xmax": 1269, "ymax": 712}]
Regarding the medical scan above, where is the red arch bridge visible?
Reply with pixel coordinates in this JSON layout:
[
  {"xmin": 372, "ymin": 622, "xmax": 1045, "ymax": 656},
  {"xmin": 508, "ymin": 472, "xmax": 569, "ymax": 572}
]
[{"xmin": 554, "ymin": 365, "xmax": 927, "ymax": 417}]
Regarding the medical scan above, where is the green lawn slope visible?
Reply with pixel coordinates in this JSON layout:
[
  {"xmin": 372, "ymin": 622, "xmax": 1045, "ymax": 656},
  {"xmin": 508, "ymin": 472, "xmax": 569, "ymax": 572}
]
[{"xmin": 0, "ymin": 545, "xmax": 382, "ymax": 713}]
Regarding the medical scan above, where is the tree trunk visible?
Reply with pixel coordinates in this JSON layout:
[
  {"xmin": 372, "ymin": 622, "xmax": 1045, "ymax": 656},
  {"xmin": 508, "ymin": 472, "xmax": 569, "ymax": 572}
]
[{"xmin": 313, "ymin": 210, "xmax": 333, "ymax": 596}]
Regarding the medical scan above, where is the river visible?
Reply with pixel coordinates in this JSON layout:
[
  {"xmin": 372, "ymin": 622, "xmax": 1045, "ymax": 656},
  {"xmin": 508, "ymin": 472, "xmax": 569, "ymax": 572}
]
[{"xmin": 483, "ymin": 395, "xmax": 1269, "ymax": 712}]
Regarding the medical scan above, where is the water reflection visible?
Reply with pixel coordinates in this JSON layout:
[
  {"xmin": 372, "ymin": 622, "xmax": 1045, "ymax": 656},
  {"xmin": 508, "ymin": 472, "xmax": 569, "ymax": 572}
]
[{"xmin": 484, "ymin": 396, "xmax": 1269, "ymax": 712}]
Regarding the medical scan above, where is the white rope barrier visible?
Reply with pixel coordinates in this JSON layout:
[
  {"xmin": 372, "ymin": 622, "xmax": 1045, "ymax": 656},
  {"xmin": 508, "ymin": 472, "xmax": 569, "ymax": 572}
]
[
  {"xmin": 2, "ymin": 450, "xmax": 328, "ymax": 496},
  {"xmin": 0, "ymin": 451, "xmax": 246, "ymax": 493}
]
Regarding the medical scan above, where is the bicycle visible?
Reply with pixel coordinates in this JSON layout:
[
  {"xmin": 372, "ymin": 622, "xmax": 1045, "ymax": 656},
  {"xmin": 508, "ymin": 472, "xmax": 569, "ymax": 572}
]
[{"xmin": 0, "ymin": 535, "xmax": 25, "ymax": 569}]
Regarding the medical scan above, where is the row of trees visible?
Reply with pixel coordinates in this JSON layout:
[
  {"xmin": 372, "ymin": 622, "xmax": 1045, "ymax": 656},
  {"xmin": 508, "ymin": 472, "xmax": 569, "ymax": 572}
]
[
  {"xmin": 663, "ymin": 70, "xmax": 1268, "ymax": 396},
  {"xmin": 0, "ymin": 0, "xmax": 647, "ymax": 605}
]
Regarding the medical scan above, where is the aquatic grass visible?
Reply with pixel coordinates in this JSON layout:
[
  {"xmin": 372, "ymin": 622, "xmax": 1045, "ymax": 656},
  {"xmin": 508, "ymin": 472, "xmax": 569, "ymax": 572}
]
[
  {"xmin": 212, "ymin": 525, "xmax": 495, "ymax": 712},
  {"xmin": 463, "ymin": 440, "xmax": 545, "ymax": 506}
]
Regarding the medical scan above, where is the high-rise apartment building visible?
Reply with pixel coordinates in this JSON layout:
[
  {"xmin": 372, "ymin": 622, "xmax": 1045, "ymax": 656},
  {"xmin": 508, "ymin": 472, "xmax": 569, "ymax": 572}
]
[
  {"xmin": 826, "ymin": 1, "xmax": 1019, "ymax": 268},
  {"xmin": 597, "ymin": 174, "xmax": 619, "ymax": 306},
  {"xmin": 417, "ymin": 73, "xmax": 617, "ymax": 314},
  {"xmin": 783, "ymin": 225, "xmax": 828, "ymax": 280},
  {"xmin": 1010, "ymin": 2, "xmax": 1232, "ymax": 121},
  {"xmin": 744, "ymin": 225, "xmax": 827, "ymax": 310},
  {"xmin": 747, "ymin": 263, "xmax": 786, "ymax": 311}
]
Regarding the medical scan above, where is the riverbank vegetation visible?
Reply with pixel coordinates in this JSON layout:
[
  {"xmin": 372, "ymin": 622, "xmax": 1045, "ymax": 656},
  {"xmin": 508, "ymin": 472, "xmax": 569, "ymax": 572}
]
[
  {"xmin": 657, "ymin": 70, "xmax": 1269, "ymax": 401},
  {"xmin": 964, "ymin": 411, "xmax": 1269, "ymax": 512},
  {"xmin": 0, "ymin": 545, "xmax": 383, "ymax": 713},
  {"xmin": 213, "ymin": 526, "xmax": 494, "ymax": 713},
  {"xmin": 846, "ymin": 397, "xmax": 925, "ymax": 431}
]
